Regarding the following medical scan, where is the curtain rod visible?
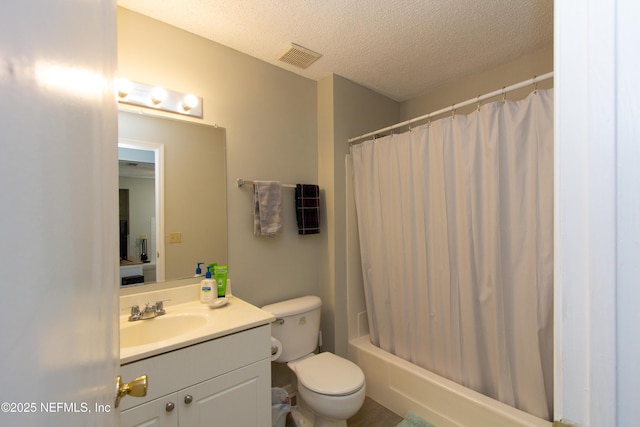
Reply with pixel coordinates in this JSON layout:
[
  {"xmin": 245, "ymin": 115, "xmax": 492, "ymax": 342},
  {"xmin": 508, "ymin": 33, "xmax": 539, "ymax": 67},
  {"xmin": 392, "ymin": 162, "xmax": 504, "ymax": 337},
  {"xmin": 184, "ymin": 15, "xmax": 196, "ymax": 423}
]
[
  {"xmin": 236, "ymin": 178, "xmax": 297, "ymax": 189},
  {"xmin": 348, "ymin": 72, "xmax": 554, "ymax": 144}
]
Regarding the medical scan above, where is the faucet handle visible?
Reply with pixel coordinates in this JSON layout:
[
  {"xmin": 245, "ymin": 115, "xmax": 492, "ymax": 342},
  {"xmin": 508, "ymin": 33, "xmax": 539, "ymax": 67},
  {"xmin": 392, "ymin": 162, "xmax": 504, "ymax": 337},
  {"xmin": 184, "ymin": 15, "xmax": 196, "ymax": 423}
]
[
  {"xmin": 155, "ymin": 300, "xmax": 167, "ymax": 316},
  {"xmin": 128, "ymin": 305, "xmax": 141, "ymax": 321}
]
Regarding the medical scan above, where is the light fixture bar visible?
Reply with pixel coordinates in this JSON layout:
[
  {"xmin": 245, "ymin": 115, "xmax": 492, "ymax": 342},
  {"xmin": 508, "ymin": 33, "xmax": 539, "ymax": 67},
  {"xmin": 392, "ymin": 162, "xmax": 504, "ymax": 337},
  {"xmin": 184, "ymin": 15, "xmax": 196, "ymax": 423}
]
[{"xmin": 117, "ymin": 79, "xmax": 203, "ymax": 118}]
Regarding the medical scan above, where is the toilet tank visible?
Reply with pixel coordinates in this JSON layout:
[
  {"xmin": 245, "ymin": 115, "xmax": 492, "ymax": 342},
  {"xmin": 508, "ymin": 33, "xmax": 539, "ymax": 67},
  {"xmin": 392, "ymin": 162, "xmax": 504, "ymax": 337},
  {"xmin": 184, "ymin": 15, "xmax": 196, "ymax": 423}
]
[{"xmin": 261, "ymin": 296, "xmax": 321, "ymax": 363}]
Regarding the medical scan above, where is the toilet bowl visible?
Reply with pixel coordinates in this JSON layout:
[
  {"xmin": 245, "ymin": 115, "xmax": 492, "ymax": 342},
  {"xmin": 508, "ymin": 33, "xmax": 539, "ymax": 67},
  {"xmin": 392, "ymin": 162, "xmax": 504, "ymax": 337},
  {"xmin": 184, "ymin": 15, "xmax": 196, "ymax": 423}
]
[
  {"xmin": 261, "ymin": 296, "xmax": 366, "ymax": 427},
  {"xmin": 289, "ymin": 352, "xmax": 365, "ymax": 426}
]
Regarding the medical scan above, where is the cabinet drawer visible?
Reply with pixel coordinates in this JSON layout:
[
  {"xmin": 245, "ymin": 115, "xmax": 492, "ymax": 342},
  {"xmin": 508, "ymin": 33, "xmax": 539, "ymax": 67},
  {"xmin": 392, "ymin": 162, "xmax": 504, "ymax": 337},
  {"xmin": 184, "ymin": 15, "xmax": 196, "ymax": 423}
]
[{"xmin": 120, "ymin": 325, "xmax": 270, "ymax": 411}]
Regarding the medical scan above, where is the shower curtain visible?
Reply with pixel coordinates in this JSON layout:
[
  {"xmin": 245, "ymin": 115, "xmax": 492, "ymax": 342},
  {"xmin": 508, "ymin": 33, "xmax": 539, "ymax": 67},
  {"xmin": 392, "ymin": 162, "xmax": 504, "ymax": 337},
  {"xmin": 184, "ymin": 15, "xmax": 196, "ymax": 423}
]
[{"xmin": 350, "ymin": 89, "xmax": 554, "ymax": 420}]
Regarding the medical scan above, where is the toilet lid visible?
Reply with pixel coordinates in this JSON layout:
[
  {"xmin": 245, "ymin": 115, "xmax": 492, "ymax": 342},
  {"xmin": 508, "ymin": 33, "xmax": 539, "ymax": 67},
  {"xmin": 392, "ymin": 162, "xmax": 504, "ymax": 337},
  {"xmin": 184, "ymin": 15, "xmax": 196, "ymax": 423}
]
[{"xmin": 295, "ymin": 352, "xmax": 365, "ymax": 396}]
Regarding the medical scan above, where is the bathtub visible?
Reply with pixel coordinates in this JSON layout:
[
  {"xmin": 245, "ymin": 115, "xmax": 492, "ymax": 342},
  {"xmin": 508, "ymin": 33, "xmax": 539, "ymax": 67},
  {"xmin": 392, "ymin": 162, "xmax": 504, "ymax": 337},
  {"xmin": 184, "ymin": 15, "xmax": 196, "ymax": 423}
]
[{"xmin": 348, "ymin": 336, "xmax": 552, "ymax": 427}]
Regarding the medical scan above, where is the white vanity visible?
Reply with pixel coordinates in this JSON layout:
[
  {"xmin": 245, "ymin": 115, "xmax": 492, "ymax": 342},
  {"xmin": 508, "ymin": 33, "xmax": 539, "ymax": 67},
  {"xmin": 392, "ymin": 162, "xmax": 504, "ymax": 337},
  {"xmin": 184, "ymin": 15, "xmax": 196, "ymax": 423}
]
[{"xmin": 119, "ymin": 286, "xmax": 275, "ymax": 427}]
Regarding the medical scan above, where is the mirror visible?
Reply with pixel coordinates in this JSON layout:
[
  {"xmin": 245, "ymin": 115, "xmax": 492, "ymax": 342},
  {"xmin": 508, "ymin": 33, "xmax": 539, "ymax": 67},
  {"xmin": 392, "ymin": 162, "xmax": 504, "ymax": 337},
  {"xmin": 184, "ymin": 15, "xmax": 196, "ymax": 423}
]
[{"xmin": 118, "ymin": 110, "xmax": 227, "ymax": 287}]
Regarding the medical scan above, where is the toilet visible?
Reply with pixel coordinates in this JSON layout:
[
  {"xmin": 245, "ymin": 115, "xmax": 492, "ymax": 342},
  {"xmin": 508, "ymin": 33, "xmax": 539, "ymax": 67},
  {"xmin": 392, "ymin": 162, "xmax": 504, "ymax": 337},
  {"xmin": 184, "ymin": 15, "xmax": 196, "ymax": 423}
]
[{"xmin": 262, "ymin": 296, "xmax": 365, "ymax": 427}]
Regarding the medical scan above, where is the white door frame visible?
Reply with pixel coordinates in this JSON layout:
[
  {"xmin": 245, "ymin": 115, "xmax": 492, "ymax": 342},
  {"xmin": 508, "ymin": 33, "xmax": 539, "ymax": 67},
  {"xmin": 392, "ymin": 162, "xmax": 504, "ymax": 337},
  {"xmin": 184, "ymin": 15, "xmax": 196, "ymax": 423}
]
[{"xmin": 555, "ymin": 0, "xmax": 640, "ymax": 425}]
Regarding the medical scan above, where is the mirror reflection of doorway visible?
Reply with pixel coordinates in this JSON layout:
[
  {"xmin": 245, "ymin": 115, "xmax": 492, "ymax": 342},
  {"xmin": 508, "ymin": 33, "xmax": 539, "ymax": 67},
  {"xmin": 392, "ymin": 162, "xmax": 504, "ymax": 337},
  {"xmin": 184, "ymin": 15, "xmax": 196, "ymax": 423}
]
[
  {"xmin": 119, "ymin": 188, "xmax": 129, "ymax": 261},
  {"xmin": 118, "ymin": 148, "xmax": 156, "ymax": 286}
]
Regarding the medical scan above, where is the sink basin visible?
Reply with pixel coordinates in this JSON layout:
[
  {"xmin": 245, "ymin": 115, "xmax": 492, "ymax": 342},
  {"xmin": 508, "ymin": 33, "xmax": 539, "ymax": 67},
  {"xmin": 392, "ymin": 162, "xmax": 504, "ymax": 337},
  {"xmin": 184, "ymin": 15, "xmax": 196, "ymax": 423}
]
[{"xmin": 120, "ymin": 313, "xmax": 208, "ymax": 348}]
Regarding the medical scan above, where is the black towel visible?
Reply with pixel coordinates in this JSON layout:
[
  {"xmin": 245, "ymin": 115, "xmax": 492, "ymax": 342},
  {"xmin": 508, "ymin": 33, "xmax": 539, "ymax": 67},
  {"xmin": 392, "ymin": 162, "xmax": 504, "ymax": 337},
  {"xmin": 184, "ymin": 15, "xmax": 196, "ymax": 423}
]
[{"xmin": 295, "ymin": 184, "xmax": 320, "ymax": 235}]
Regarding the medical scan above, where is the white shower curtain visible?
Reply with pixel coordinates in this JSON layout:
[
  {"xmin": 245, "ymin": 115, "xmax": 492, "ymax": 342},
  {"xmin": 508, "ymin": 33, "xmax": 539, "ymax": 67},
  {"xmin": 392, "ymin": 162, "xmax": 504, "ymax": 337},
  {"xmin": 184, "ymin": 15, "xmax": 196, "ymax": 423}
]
[{"xmin": 350, "ymin": 89, "xmax": 554, "ymax": 420}]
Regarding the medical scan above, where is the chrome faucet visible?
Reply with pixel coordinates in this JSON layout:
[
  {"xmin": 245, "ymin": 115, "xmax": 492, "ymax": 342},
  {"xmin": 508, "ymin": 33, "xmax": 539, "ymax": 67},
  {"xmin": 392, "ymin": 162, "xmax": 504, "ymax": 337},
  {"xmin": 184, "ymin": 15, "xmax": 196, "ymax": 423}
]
[{"xmin": 128, "ymin": 301, "xmax": 167, "ymax": 321}]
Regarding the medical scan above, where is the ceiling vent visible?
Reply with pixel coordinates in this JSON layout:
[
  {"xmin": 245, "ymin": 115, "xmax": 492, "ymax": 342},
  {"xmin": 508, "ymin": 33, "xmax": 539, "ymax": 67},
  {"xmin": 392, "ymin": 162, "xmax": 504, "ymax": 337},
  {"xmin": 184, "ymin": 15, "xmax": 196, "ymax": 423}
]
[{"xmin": 277, "ymin": 43, "xmax": 322, "ymax": 69}]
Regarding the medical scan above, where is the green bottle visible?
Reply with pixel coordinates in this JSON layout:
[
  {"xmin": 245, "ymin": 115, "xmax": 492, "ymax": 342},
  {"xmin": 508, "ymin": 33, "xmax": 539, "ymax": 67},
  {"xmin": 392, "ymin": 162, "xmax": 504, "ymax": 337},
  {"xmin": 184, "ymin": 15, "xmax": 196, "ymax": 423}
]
[{"xmin": 214, "ymin": 265, "xmax": 228, "ymax": 297}]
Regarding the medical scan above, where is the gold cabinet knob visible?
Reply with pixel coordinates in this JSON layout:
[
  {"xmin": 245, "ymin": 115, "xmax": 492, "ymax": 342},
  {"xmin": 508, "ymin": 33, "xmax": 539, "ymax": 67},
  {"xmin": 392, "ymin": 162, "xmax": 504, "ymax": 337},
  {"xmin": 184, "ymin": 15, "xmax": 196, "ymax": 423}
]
[{"xmin": 114, "ymin": 375, "xmax": 148, "ymax": 408}]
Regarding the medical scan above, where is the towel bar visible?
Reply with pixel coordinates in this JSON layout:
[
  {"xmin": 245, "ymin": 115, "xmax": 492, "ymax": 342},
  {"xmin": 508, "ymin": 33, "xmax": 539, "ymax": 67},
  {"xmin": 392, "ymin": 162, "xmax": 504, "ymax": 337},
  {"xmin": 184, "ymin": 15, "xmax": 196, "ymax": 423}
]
[{"xmin": 236, "ymin": 178, "xmax": 296, "ymax": 188}]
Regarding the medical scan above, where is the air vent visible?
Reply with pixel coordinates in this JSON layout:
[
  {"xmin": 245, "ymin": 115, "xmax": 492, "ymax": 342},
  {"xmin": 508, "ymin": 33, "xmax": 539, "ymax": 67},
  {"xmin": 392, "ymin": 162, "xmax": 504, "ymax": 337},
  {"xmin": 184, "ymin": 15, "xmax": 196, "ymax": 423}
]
[{"xmin": 277, "ymin": 43, "xmax": 322, "ymax": 69}]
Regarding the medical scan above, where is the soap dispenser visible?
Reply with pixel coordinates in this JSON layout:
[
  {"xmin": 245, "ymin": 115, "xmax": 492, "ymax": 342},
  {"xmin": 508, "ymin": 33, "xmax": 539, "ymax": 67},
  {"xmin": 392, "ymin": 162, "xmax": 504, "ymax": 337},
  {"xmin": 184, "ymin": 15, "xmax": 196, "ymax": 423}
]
[
  {"xmin": 200, "ymin": 266, "xmax": 216, "ymax": 304},
  {"xmin": 194, "ymin": 262, "xmax": 204, "ymax": 277}
]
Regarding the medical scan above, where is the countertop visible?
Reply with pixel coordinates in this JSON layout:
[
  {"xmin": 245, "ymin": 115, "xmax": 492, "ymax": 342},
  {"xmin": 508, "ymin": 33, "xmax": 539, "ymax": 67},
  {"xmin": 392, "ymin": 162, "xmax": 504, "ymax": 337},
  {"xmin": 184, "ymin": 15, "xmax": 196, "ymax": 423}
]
[{"xmin": 120, "ymin": 296, "xmax": 275, "ymax": 364}]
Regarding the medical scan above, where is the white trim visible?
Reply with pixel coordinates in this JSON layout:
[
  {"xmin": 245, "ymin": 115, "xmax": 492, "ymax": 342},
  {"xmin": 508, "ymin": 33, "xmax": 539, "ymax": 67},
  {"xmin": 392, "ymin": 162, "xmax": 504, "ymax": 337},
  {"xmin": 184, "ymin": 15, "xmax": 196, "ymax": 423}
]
[
  {"xmin": 614, "ymin": 2, "xmax": 640, "ymax": 425},
  {"xmin": 555, "ymin": 0, "xmax": 618, "ymax": 425}
]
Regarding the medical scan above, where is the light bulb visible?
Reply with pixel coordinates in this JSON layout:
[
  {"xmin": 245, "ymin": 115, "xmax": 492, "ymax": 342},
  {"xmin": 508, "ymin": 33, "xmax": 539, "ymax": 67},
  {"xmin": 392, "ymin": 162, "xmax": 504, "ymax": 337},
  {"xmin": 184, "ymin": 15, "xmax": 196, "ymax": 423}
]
[
  {"xmin": 182, "ymin": 94, "xmax": 199, "ymax": 111},
  {"xmin": 117, "ymin": 78, "xmax": 133, "ymax": 98},
  {"xmin": 150, "ymin": 86, "xmax": 167, "ymax": 105}
]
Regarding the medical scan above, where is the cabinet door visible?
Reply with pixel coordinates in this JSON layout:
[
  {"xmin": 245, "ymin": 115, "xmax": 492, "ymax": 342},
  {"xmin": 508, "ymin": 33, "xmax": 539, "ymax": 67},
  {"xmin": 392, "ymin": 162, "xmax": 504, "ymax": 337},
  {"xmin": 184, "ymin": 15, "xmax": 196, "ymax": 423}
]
[
  {"xmin": 179, "ymin": 359, "xmax": 270, "ymax": 427},
  {"xmin": 120, "ymin": 394, "xmax": 178, "ymax": 427}
]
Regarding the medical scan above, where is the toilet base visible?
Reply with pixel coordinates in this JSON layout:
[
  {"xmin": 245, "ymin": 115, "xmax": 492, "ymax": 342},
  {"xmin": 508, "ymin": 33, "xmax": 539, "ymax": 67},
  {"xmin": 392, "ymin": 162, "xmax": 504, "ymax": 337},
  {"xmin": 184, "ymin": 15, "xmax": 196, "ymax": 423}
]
[
  {"xmin": 289, "ymin": 405, "xmax": 312, "ymax": 426},
  {"xmin": 316, "ymin": 418, "xmax": 347, "ymax": 427},
  {"xmin": 290, "ymin": 400, "xmax": 348, "ymax": 427}
]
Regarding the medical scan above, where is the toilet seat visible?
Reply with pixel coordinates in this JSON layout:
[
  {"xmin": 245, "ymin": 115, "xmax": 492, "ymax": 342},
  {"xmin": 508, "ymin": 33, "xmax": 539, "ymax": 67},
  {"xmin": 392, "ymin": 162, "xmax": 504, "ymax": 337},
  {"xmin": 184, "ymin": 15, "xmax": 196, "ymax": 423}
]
[{"xmin": 294, "ymin": 352, "xmax": 365, "ymax": 396}]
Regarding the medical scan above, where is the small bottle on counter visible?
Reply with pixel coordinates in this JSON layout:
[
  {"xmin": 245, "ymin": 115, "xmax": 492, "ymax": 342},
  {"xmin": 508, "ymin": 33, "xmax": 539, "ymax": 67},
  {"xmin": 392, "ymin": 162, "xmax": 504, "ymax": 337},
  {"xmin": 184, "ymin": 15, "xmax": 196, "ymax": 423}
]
[
  {"xmin": 214, "ymin": 265, "xmax": 228, "ymax": 297},
  {"xmin": 200, "ymin": 265, "xmax": 216, "ymax": 304}
]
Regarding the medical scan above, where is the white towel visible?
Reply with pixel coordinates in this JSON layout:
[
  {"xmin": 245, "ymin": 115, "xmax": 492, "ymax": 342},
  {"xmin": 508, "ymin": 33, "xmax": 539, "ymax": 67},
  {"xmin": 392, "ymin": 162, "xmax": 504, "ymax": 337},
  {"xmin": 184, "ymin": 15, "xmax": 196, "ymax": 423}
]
[{"xmin": 253, "ymin": 181, "xmax": 282, "ymax": 237}]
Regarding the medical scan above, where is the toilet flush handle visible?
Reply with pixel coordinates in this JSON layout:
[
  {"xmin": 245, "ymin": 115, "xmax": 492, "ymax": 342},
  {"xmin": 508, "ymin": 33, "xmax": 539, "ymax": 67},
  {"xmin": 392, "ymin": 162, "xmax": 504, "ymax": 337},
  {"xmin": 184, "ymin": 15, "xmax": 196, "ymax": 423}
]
[{"xmin": 274, "ymin": 317, "xmax": 285, "ymax": 324}]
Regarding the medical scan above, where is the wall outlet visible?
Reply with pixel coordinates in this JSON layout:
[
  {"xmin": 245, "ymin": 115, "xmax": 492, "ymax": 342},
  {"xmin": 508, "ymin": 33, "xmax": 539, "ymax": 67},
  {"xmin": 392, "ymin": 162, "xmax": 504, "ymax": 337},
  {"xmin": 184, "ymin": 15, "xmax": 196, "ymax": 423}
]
[{"xmin": 168, "ymin": 232, "xmax": 182, "ymax": 243}]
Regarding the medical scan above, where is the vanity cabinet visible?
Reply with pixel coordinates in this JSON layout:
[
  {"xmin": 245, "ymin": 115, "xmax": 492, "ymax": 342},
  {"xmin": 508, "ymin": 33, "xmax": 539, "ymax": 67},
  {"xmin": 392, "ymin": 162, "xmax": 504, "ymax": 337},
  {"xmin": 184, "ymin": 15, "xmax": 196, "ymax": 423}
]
[{"xmin": 120, "ymin": 324, "xmax": 271, "ymax": 427}]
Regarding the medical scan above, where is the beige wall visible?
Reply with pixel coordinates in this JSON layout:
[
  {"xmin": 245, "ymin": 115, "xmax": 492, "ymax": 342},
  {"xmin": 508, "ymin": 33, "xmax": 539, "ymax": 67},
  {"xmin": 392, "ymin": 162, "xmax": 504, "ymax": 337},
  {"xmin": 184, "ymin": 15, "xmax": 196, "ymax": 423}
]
[
  {"xmin": 118, "ymin": 8, "xmax": 319, "ymax": 306},
  {"xmin": 318, "ymin": 75, "xmax": 400, "ymax": 354},
  {"xmin": 401, "ymin": 44, "xmax": 553, "ymax": 121}
]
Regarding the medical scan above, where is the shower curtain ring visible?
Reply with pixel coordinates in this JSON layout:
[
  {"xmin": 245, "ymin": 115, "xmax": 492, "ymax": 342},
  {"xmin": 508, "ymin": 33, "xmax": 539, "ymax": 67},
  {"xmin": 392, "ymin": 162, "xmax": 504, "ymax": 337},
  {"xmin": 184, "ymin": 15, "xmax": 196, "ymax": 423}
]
[
  {"xmin": 502, "ymin": 87, "xmax": 507, "ymax": 103},
  {"xmin": 451, "ymin": 105, "xmax": 456, "ymax": 120},
  {"xmin": 533, "ymin": 75, "xmax": 538, "ymax": 94},
  {"xmin": 477, "ymin": 95, "xmax": 481, "ymax": 112}
]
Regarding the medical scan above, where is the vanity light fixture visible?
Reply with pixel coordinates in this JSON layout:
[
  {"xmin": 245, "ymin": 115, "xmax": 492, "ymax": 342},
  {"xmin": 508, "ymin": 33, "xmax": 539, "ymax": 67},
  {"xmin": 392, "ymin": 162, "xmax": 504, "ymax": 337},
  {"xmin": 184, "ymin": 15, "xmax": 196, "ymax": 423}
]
[{"xmin": 116, "ymin": 78, "xmax": 203, "ymax": 118}]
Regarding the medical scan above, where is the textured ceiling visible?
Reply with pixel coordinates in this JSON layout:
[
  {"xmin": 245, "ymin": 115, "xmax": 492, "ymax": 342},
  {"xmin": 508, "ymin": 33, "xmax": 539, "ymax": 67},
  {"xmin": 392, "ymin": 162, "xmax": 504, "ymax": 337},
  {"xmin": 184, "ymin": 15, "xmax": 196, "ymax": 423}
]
[{"xmin": 117, "ymin": 0, "xmax": 553, "ymax": 102}]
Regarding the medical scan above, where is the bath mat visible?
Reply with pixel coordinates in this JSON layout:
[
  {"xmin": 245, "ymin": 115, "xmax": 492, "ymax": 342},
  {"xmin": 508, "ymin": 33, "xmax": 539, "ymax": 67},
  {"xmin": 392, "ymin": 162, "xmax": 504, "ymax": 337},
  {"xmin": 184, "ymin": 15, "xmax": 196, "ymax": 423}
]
[{"xmin": 395, "ymin": 411, "xmax": 435, "ymax": 427}]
